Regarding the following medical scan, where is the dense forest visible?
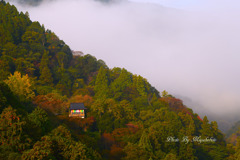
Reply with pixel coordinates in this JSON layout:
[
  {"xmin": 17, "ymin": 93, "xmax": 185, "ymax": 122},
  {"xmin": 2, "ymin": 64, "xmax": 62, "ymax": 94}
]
[
  {"xmin": 0, "ymin": 1, "xmax": 240, "ymax": 159},
  {"xmin": 226, "ymin": 121, "xmax": 240, "ymax": 146}
]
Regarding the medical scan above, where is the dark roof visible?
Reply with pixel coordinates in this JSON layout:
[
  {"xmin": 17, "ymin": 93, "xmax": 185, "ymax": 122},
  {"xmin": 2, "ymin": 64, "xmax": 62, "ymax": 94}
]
[{"xmin": 69, "ymin": 103, "xmax": 87, "ymax": 110}]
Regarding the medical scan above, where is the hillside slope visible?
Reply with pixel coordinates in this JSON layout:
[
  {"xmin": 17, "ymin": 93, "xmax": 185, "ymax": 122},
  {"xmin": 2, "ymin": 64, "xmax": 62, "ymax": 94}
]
[{"xmin": 0, "ymin": 1, "xmax": 236, "ymax": 159}]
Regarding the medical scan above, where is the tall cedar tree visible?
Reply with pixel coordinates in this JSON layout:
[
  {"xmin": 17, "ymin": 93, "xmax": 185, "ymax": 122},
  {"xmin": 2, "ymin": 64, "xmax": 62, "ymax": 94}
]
[
  {"xmin": 200, "ymin": 116, "xmax": 213, "ymax": 138},
  {"xmin": 39, "ymin": 50, "xmax": 53, "ymax": 85},
  {"xmin": 94, "ymin": 66, "xmax": 109, "ymax": 98},
  {"xmin": 111, "ymin": 68, "xmax": 132, "ymax": 100}
]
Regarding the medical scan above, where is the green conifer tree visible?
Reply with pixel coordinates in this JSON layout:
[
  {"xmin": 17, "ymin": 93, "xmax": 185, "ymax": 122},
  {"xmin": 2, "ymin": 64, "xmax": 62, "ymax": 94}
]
[
  {"xmin": 200, "ymin": 116, "xmax": 213, "ymax": 138},
  {"xmin": 139, "ymin": 130, "xmax": 153, "ymax": 152},
  {"xmin": 94, "ymin": 66, "xmax": 109, "ymax": 98},
  {"xmin": 39, "ymin": 50, "xmax": 53, "ymax": 85},
  {"xmin": 111, "ymin": 68, "xmax": 132, "ymax": 100},
  {"xmin": 133, "ymin": 75, "xmax": 147, "ymax": 97}
]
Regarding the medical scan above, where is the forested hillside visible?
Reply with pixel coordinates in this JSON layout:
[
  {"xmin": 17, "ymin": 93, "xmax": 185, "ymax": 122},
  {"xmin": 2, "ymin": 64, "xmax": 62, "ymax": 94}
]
[
  {"xmin": 0, "ymin": 1, "xmax": 239, "ymax": 159},
  {"xmin": 226, "ymin": 120, "xmax": 240, "ymax": 146}
]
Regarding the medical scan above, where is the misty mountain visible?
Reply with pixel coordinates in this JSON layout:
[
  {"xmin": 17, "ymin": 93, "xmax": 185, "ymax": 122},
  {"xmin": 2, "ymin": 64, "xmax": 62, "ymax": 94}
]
[
  {"xmin": 226, "ymin": 120, "xmax": 240, "ymax": 146},
  {"xmin": 227, "ymin": 120, "xmax": 240, "ymax": 137},
  {"xmin": 12, "ymin": 0, "xmax": 240, "ymax": 120},
  {"xmin": 0, "ymin": 1, "xmax": 237, "ymax": 159},
  {"xmin": 176, "ymin": 94, "xmax": 240, "ymax": 134}
]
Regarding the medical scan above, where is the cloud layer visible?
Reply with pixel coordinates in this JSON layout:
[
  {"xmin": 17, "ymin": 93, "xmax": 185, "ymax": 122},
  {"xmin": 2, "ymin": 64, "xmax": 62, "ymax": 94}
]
[{"xmin": 11, "ymin": 0, "xmax": 240, "ymax": 116}]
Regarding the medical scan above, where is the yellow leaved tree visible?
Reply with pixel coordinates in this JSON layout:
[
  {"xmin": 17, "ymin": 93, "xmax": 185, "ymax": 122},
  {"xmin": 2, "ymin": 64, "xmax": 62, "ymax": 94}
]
[{"xmin": 4, "ymin": 71, "xmax": 35, "ymax": 101}]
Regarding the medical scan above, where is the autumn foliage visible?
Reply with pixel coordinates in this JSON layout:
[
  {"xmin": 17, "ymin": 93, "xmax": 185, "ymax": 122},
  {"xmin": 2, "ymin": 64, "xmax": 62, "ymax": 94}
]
[
  {"xmin": 33, "ymin": 93, "xmax": 67, "ymax": 114},
  {"xmin": 4, "ymin": 71, "xmax": 35, "ymax": 102}
]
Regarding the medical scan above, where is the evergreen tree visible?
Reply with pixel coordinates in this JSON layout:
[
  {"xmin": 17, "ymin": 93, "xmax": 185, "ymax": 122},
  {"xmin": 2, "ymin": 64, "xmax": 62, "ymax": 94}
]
[
  {"xmin": 39, "ymin": 50, "xmax": 53, "ymax": 85},
  {"xmin": 164, "ymin": 153, "xmax": 178, "ymax": 160},
  {"xmin": 161, "ymin": 90, "xmax": 169, "ymax": 97},
  {"xmin": 56, "ymin": 52, "xmax": 67, "ymax": 69},
  {"xmin": 200, "ymin": 116, "xmax": 213, "ymax": 138},
  {"xmin": 94, "ymin": 66, "xmax": 109, "ymax": 98},
  {"xmin": 111, "ymin": 68, "xmax": 132, "ymax": 100},
  {"xmin": 139, "ymin": 130, "xmax": 153, "ymax": 152},
  {"xmin": 0, "ymin": 55, "xmax": 13, "ymax": 81},
  {"xmin": 27, "ymin": 107, "xmax": 49, "ymax": 135},
  {"xmin": 133, "ymin": 75, "xmax": 147, "ymax": 97},
  {"xmin": 0, "ymin": 106, "xmax": 26, "ymax": 152}
]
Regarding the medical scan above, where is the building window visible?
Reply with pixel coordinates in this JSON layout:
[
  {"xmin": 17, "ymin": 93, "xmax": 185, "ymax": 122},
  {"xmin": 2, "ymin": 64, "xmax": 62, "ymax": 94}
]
[{"xmin": 71, "ymin": 110, "xmax": 84, "ymax": 114}]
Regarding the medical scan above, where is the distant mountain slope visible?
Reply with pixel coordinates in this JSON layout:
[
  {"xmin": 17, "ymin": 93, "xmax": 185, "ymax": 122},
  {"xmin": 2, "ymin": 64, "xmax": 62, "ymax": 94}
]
[
  {"xmin": 227, "ymin": 120, "xmax": 240, "ymax": 137},
  {"xmin": 226, "ymin": 120, "xmax": 240, "ymax": 146}
]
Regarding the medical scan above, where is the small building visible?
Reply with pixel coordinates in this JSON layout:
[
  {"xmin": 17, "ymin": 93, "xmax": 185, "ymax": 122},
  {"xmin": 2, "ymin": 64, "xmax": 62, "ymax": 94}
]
[{"xmin": 69, "ymin": 103, "xmax": 87, "ymax": 118}]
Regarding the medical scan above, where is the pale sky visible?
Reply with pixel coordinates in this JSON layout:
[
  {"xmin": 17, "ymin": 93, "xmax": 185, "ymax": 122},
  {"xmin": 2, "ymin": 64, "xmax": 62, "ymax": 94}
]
[
  {"xmin": 132, "ymin": 0, "xmax": 240, "ymax": 12},
  {"xmin": 131, "ymin": 0, "xmax": 204, "ymax": 10}
]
